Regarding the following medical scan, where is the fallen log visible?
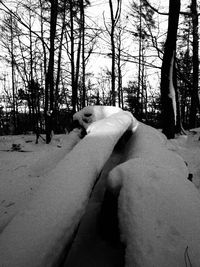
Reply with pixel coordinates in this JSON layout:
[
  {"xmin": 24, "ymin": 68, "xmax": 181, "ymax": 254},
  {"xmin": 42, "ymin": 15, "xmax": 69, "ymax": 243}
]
[{"xmin": 0, "ymin": 110, "xmax": 135, "ymax": 267}]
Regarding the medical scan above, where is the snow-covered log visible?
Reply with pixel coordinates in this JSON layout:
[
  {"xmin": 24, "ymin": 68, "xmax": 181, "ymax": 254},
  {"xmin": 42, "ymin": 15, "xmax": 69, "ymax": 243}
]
[
  {"xmin": 0, "ymin": 109, "xmax": 135, "ymax": 267},
  {"xmin": 73, "ymin": 105, "xmax": 123, "ymax": 130},
  {"xmin": 108, "ymin": 122, "xmax": 200, "ymax": 266}
]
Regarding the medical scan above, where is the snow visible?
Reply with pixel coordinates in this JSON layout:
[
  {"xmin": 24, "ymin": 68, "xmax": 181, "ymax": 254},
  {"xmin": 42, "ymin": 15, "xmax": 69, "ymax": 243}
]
[
  {"xmin": 169, "ymin": 133, "xmax": 200, "ymax": 189},
  {"xmin": 0, "ymin": 105, "xmax": 200, "ymax": 266},
  {"xmin": 73, "ymin": 105, "xmax": 123, "ymax": 130},
  {"xmin": 107, "ymin": 122, "xmax": 200, "ymax": 266},
  {"xmin": 169, "ymin": 52, "xmax": 177, "ymax": 124},
  {"xmin": 110, "ymin": 158, "xmax": 200, "ymax": 267},
  {"xmin": 0, "ymin": 130, "xmax": 81, "ymax": 232},
  {"xmin": 0, "ymin": 108, "xmax": 134, "ymax": 266}
]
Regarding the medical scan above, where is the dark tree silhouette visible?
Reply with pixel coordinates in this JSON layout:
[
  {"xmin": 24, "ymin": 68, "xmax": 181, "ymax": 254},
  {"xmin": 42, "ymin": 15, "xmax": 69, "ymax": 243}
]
[
  {"xmin": 189, "ymin": 0, "xmax": 199, "ymax": 128},
  {"xmin": 108, "ymin": 0, "xmax": 122, "ymax": 106},
  {"xmin": 45, "ymin": 0, "xmax": 58, "ymax": 144},
  {"xmin": 160, "ymin": 0, "xmax": 181, "ymax": 139}
]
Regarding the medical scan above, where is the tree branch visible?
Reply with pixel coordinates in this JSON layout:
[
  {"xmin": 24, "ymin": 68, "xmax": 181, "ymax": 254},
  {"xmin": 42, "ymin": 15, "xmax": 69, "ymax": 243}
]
[{"xmin": 0, "ymin": 1, "xmax": 49, "ymax": 50}]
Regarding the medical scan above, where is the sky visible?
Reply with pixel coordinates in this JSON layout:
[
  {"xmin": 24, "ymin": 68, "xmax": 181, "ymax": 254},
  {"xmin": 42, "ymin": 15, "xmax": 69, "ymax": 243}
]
[
  {"xmin": 86, "ymin": 0, "xmax": 167, "ymax": 90},
  {"xmin": 0, "ymin": 0, "xmax": 172, "ymax": 95},
  {"xmin": 0, "ymin": 0, "xmax": 193, "ymax": 98},
  {"xmin": 86, "ymin": 0, "xmax": 192, "ymax": 91}
]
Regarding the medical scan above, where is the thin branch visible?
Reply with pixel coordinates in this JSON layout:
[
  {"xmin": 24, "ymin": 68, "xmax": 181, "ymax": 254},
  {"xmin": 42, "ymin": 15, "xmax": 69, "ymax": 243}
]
[
  {"xmin": 0, "ymin": 1, "xmax": 49, "ymax": 50},
  {"xmin": 143, "ymin": 0, "xmax": 191, "ymax": 16},
  {"xmin": 143, "ymin": 0, "xmax": 169, "ymax": 16}
]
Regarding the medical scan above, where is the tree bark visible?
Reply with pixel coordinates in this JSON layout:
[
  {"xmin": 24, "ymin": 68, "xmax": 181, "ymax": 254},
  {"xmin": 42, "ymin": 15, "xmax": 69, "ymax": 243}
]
[
  {"xmin": 108, "ymin": 0, "xmax": 122, "ymax": 106},
  {"xmin": 160, "ymin": 0, "xmax": 180, "ymax": 139},
  {"xmin": 81, "ymin": 0, "xmax": 86, "ymax": 108},
  {"xmin": 70, "ymin": 0, "xmax": 77, "ymax": 114},
  {"xmin": 189, "ymin": 0, "xmax": 199, "ymax": 128},
  {"xmin": 55, "ymin": 1, "xmax": 67, "ymax": 113},
  {"xmin": 109, "ymin": 0, "xmax": 116, "ymax": 106},
  {"xmin": 45, "ymin": 0, "xmax": 58, "ymax": 144}
]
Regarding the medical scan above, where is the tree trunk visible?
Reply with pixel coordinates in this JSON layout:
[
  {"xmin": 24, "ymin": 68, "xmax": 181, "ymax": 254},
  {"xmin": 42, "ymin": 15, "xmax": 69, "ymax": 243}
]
[
  {"xmin": 54, "ymin": 2, "xmax": 67, "ymax": 132},
  {"xmin": 81, "ymin": 0, "xmax": 86, "ymax": 108},
  {"xmin": 55, "ymin": 2, "xmax": 66, "ymax": 110},
  {"xmin": 10, "ymin": 14, "xmax": 16, "ymax": 133},
  {"xmin": 160, "ymin": 0, "xmax": 180, "ymax": 139},
  {"xmin": 75, "ymin": 37, "xmax": 81, "ymax": 111},
  {"xmin": 45, "ymin": 0, "xmax": 58, "ymax": 144},
  {"xmin": 109, "ymin": 0, "xmax": 116, "ymax": 106},
  {"xmin": 137, "ymin": 3, "xmax": 142, "ymax": 117},
  {"xmin": 117, "ymin": 44, "xmax": 123, "ymax": 108},
  {"xmin": 29, "ymin": 8, "xmax": 38, "ymax": 137},
  {"xmin": 189, "ymin": 0, "xmax": 199, "ymax": 128},
  {"xmin": 70, "ymin": 0, "xmax": 77, "ymax": 114}
]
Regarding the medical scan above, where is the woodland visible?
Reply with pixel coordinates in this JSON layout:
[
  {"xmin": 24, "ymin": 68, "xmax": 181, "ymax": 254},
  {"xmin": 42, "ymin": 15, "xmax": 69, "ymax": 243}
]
[
  {"xmin": 0, "ymin": 0, "xmax": 199, "ymax": 142},
  {"xmin": 1, "ymin": 1, "xmax": 200, "ymax": 265}
]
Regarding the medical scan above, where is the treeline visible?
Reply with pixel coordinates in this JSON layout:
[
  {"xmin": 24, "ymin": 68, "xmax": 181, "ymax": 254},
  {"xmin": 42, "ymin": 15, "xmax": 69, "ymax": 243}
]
[{"xmin": 0, "ymin": 0, "xmax": 199, "ymax": 141}]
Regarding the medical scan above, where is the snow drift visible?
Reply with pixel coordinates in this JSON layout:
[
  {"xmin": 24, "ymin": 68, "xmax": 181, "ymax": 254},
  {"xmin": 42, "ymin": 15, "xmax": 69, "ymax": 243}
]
[
  {"xmin": 108, "ymin": 122, "xmax": 200, "ymax": 267},
  {"xmin": 0, "ymin": 107, "xmax": 135, "ymax": 267}
]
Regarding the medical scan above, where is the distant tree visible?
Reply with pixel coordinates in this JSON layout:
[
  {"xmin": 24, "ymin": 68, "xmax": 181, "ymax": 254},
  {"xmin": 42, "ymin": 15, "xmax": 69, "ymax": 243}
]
[
  {"xmin": 105, "ymin": 0, "xmax": 122, "ymax": 106},
  {"xmin": 80, "ymin": 0, "xmax": 89, "ymax": 108},
  {"xmin": 129, "ymin": 0, "xmax": 156, "ymax": 118},
  {"xmin": 0, "ymin": 1, "xmax": 49, "ymax": 137},
  {"xmin": 55, "ymin": 0, "xmax": 67, "ymax": 115},
  {"xmin": 115, "ymin": 21, "xmax": 123, "ymax": 108},
  {"xmin": 123, "ymin": 81, "xmax": 142, "ymax": 119},
  {"xmin": 10, "ymin": 14, "xmax": 17, "ymax": 133},
  {"xmin": 177, "ymin": 48, "xmax": 192, "ymax": 128},
  {"xmin": 0, "ymin": 13, "xmax": 18, "ymax": 133},
  {"xmin": 18, "ymin": 79, "xmax": 43, "ymax": 136}
]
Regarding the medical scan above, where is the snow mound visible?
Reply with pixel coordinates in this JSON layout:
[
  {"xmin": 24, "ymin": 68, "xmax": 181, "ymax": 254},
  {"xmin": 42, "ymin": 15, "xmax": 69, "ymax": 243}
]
[
  {"xmin": 107, "ymin": 122, "xmax": 200, "ymax": 266},
  {"xmin": 124, "ymin": 123, "xmax": 188, "ymax": 177},
  {"xmin": 109, "ymin": 158, "xmax": 200, "ymax": 267},
  {"xmin": 0, "ymin": 108, "xmax": 135, "ymax": 267},
  {"xmin": 108, "ymin": 122, "xmax": 188, "ymax": 194}
]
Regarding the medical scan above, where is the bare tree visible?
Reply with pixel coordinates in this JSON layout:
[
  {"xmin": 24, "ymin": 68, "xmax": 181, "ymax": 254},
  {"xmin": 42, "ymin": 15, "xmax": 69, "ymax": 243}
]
[
  {"xmin": 160, "ymin": 0, "xmax": 181, "ymax": 138},
  {"xmin": 80, "ymin": 0, "xmax": 86, "ymax": 108},
  {"xmin": 189, "ymin": 0, "xmax": 199, "ymax": 128},
  {"xmin": 0, "ymin": 13, "xmax": 17, "ymax": 133},
  {"xmin": 10, "ymin": 14, "xmax": 17, "ymax": 133},
  {"xmin": 106, "ymin": 0, "xmax": 122, "ymax": 106},
  {"xmin": 45, "ymin": 0, "xmax": 58, "ymax": 143}
]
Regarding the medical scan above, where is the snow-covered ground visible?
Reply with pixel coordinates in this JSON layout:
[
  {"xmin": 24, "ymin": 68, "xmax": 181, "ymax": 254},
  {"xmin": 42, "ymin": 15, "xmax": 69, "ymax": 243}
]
[
  {"xmin": 0, "ymin": 106, "xmax": 200, "ymax": 266},
  {"xmin": 169, "ymin": 129, "xmax": 200, "ymax": 189},
  {"xmin": 0, "ymin": 131, "xmax": 81, "ymax": 233}
]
